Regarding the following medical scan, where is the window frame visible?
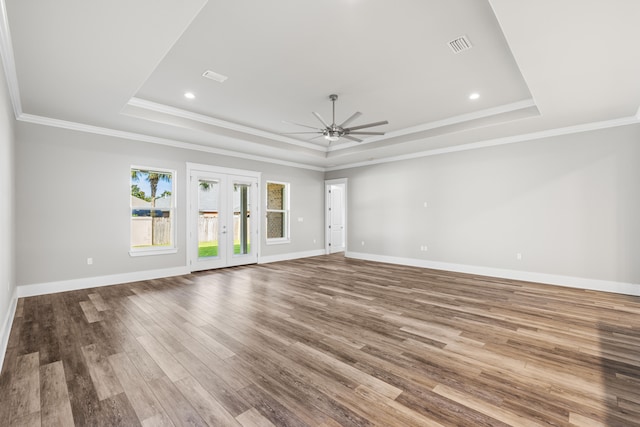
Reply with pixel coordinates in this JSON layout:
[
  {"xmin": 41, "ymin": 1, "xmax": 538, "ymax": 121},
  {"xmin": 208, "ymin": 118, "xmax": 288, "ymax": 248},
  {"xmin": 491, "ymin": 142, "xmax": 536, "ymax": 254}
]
[
  {"xmin": 129, "ymin": 165, "xmax": 178, "ymax": 257},
  {"xmin": 265, "ymin": 180, "xmax": 290, "ymax": 245}
]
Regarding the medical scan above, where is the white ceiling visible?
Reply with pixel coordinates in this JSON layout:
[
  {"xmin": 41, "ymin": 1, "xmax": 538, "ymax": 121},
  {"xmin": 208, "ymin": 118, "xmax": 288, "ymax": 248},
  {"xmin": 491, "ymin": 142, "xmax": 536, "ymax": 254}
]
[{"xmin": 4, "ymin": 0, "xmax": 640, "ymax": 170}]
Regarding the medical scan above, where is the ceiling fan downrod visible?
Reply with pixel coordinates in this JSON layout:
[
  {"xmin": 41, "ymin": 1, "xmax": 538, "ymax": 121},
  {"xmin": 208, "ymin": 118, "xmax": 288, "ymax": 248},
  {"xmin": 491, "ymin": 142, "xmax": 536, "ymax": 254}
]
[
  {"xmin": 327, "ymin": 94, "xmax": 340, "ymax": 141},
  {"xmin": 330, "ymin": 94, "xmax": 338, "ymax": 125}
]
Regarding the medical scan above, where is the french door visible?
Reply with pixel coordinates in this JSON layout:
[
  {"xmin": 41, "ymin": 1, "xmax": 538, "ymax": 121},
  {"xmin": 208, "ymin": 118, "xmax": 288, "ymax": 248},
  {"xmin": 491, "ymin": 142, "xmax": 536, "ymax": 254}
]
[{"xmin": 188, "ymin": 164, "xmax": 260, "ymax": 271}]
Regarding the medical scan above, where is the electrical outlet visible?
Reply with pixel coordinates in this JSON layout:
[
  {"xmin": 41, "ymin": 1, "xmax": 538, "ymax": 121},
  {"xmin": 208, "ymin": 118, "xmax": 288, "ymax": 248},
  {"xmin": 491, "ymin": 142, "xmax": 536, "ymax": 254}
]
[
  {"xmin": 516, "ymin": 253, "xmax": 522, "ymax": 260},
  {"xmin": 361, "ymin": 241, "xmax": 365, "ymax": 246},
  {"xmin": 423, "ymin": 201, "xmax": 428, "ymax": 208},
  {"xmin": 313, "ymin": 239, "xmax": 316, "ymax": 244},
  {"xmin": 87, "ymin": 257, "xmax": 93, "ymax": 265}
]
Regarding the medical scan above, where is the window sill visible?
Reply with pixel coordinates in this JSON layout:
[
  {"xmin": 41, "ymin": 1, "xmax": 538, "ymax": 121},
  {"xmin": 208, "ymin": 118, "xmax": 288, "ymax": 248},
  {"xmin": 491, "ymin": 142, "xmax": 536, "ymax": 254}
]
[
  {"xmin": 266, "ymin": 238, "xmax": 290, "ymax": 246},
  {"xmin": 129, "ymin": 248, "xmax": 178, "ymax": 257}
]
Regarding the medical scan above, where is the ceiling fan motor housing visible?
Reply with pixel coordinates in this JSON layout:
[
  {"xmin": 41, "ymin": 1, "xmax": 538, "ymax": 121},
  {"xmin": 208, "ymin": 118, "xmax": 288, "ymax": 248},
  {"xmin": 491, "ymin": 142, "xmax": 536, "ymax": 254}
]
[{"xmin": 324, "ymin": 128, "xmax": 342, "ymax": 141}]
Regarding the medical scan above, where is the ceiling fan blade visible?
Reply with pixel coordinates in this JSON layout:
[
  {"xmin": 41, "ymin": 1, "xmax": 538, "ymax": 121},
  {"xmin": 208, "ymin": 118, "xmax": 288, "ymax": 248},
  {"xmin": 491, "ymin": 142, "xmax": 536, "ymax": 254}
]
[
  {"xmin": 282, "ymin": 120, "xmax": 321, "ymax": 130},
  {"xmin": 345, "ymin": 120, "xmax": 389, "ymax": 131},
  {"xmin": 338, "ymin": 111, "xmax": 362, "ymax": 128},
  {"xmin": 347, "ymin": 131, "xmax": 385, "ymax": 135},
  {"xmin": 342, "ymin": 135, "xmax": 363, "ymax": 143},
  {"xmin": 312, "ymin": 112, "xmax": 331, "ymax": 129}
]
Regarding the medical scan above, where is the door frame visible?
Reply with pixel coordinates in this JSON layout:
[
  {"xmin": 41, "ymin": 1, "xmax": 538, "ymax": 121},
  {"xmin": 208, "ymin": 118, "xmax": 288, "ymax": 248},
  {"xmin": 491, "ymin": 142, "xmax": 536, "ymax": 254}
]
[
  {"xmin": 325, "ymin": 178, "xmax": 348, "ymax": 254},
  {"xmin": 186, "ymin": 162, "xmax": 261, "ymax": 271}
]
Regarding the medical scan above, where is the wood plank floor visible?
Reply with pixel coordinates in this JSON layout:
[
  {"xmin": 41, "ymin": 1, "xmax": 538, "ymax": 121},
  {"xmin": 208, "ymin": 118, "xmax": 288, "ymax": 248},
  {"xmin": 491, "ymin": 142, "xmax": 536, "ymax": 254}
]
[{"xmin": 1, "ymin": 254, "xmax": 640, "ymax": 426}]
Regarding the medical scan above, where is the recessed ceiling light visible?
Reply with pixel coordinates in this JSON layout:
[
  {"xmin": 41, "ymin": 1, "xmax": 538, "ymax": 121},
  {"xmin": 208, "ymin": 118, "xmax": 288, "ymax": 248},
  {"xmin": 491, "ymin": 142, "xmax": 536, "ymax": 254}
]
[
  {"xmin": 469, "ymin": 92, "xmax": 480, "ymax": 100},
  {"xmin": 184, "ymin": 92, "xmax": 195, "ymax": 99}
]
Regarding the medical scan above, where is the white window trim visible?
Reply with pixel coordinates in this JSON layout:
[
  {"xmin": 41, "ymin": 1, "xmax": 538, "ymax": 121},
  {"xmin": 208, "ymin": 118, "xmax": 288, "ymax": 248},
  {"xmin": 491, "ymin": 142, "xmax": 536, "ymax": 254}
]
[
  {"xmin": 266, "ymin": 237, "xmax": 290, "ymax": 245},
  {"xmin": 265, "ymin": 180, "xmax": 290, "ymax": 245},
  {"xmin": 129, "ymin": 165, "xmax": 177, "ymax": 256},
  {"xmin": 129, "ymin": 247, "xmax": 178, "ymax": 257}
]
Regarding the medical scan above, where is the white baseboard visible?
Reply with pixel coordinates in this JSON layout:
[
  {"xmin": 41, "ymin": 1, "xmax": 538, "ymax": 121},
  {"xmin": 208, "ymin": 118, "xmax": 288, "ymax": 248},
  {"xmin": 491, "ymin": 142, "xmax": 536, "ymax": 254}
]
[
  {"xmin": 16, "ymin": 250, "xmax": 328, "ymax": 298},
  {"xmin": 17, "ymin": 266, "xmax": 190, "ymax": 298},
  {"xmin": 259, "ymin": 249, "xmax": 326, "ymax": 265},
  {"xmin": 0, "ymin": 286, "xmax": 18, "ymax": 373},
  {"xmin": 346, "ymin": 251, "xmax": 640, "ymax": 297}
]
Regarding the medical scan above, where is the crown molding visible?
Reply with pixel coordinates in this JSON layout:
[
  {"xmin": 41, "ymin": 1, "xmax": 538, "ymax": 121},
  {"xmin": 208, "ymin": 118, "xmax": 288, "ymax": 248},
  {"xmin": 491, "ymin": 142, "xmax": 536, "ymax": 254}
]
[
  {"xmin": 0, "ymin": 0, "xmax": 21, "ymax": 118},
  {"xmin": 326, "ymin": 115, "xmax": 640, "ymax": 171},
  {"xmin": 326, "ymin": 98, "xmax": 537, "ymax": 152},
  {"xmin": 127, "ymin": 97, "xmax": 327, "ymax": 152},
  {"xmin": 13, "ymin": 110, "xmax": 640, "ymax": 175},
  {"xmin": 17, "ymin": 113, "xmax": 326, "ymax": 172}
]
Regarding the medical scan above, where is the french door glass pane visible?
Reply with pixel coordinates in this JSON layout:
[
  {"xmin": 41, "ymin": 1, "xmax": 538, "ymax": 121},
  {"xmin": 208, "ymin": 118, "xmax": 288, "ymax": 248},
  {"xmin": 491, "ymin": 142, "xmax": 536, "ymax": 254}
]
[
  {"xmin": 198, "ymin": 179, "xmax": 219, "ymax": 258},
  {"xmin": 233, "ymin": 184, "xmax": 251, "ymax": 255}
]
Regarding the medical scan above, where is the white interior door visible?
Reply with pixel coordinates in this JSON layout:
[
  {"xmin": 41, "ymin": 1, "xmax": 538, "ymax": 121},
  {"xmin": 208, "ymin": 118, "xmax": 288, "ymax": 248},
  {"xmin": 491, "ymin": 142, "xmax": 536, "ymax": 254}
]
[
  {"xmin": 326, "ymin": 180, "xmax": 346, "ymax": 253},
  {"xmin": 189, "ymin": 165, "xmax": 259, "ymax": 271}
]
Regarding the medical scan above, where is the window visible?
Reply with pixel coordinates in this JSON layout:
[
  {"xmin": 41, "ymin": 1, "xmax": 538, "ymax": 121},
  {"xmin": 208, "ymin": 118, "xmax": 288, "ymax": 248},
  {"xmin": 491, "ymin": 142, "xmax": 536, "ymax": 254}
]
[
  {"xmin": 130, "ymin": 167, "xmax": 176, "ymax": 255},
  {"xmin": 266, "ymin": 181, "xmax": 289, "ymax": 243}
]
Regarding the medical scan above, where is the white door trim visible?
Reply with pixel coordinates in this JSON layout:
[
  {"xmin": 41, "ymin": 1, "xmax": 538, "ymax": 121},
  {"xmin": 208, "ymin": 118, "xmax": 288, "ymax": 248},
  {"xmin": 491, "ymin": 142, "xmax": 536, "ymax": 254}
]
[
  {"xmin": 186, "ymin": 162, "xmax": 262, "ymax": 179},
  {"xmin": 325, "ymin": 178, "xmax": 348, "ymax": 254}
]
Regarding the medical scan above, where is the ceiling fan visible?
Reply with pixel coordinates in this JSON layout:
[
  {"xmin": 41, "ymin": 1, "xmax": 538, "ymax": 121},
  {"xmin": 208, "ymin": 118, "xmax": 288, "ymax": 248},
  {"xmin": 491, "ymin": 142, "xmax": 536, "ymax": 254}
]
[{"xmin": 283, "ymin": 94, "xmax": 388, "ymax": 143}]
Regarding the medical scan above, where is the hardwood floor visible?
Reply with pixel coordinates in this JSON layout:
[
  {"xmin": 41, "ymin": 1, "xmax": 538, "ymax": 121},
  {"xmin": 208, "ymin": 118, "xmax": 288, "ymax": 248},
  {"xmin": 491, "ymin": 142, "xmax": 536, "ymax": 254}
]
[{"xmin": 1, "ymin": 254, "xmax": 640, "ymax": 426}]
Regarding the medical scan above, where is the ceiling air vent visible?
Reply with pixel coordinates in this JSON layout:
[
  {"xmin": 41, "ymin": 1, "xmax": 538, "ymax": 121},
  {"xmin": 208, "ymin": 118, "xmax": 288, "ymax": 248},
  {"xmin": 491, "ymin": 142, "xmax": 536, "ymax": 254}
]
[
  {"xmin": 202, "ymin": 70, "xmax": 228, "ymax": 83},
  {"xmin": 448, "ymin": 35, "xmax": 472, "ymax": 54}
]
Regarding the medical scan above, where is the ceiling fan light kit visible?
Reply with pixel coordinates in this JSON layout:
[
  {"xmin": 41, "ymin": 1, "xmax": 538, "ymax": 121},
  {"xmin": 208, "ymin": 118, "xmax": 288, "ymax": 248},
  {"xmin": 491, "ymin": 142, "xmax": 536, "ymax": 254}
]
[{"xmin": 284, "ymin": 94, "xmax": 388, "ymax": 144}]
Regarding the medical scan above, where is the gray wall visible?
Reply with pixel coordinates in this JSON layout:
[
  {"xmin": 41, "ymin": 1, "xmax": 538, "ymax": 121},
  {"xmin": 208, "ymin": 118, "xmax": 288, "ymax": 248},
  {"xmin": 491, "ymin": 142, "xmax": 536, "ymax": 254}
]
[
  {"xmin": 15, "ymin": 122, "xmax": 325, "ymax": 286},
  {"xmin": 0, "ymin": 56, "xmax": 16, "ymax": 339},
  {"xmin": 327, "ymin": 124, "xmax": 640, "ymax": 285},
  {"xmin": 11, "ymin": 106, "xmax": 640, "ymax": 289}
]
